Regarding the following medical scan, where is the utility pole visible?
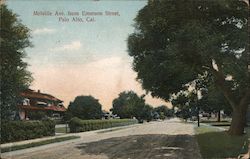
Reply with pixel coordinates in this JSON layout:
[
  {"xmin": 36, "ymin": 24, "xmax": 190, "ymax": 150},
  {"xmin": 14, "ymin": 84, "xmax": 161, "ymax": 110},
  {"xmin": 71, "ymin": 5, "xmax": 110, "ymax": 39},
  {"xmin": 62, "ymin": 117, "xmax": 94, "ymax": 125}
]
[
  {"xmin": 197, "ymin": 88, "xmax": 205, "ymax": 127},
  {"xmin": 197, "ymin": 99, "xmax": 200, "ymax": 127}
]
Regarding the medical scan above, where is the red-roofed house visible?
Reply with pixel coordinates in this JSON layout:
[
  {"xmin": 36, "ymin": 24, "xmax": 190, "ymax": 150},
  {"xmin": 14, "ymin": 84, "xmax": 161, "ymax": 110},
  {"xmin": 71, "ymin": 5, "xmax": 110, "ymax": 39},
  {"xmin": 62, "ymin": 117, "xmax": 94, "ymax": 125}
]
[{"xmin": 18, "ymin": 89, "xmax": 66, "ymax": 120}]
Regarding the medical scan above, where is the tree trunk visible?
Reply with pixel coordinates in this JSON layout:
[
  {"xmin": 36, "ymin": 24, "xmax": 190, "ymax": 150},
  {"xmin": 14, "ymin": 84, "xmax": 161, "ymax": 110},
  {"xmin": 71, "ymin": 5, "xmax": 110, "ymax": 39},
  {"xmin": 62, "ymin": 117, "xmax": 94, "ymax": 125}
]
[
  {"xmin": 211, "ymin": 65, "xmax": 250, "ymax": 135},
  {"xmin": 217, "ymin": 110, "xmax": 221, "ymax": 122},
  {"xmin": 228, "ymin": 108, "xmax": 247, "ymax": 135},
  {"xmin": 219, "ymin": 0, "xmax": 249, "ymax": 135},
  {"xmin": 228, "ymin": 89, "xmax": 250, "ymax": 135}
]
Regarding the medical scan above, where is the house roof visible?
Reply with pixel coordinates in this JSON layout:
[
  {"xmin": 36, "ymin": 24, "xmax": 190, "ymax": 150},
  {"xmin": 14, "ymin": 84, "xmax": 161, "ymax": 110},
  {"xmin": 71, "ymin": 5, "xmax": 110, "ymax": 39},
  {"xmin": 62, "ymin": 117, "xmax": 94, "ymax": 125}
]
[{"xmin": 21, "ymin": 89, "xmax": 63, "ymax": 102}]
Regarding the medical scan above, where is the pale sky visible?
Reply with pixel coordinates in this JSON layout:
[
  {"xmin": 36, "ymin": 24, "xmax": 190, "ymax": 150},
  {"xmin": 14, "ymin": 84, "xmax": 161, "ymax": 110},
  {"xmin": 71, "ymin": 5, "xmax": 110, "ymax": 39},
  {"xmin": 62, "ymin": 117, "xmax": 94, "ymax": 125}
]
[{"xmin": 7, "ymin": 0, "xmax": 171, "ymax": 110}]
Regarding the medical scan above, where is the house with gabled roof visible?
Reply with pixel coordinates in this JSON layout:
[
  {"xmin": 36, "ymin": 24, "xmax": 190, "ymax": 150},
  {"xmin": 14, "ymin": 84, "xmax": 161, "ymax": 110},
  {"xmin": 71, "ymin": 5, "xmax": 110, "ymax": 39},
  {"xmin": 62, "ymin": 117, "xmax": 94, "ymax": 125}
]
[{"xmin": 18, "ymin": 89, "xmax": 66, "ymax": 120}]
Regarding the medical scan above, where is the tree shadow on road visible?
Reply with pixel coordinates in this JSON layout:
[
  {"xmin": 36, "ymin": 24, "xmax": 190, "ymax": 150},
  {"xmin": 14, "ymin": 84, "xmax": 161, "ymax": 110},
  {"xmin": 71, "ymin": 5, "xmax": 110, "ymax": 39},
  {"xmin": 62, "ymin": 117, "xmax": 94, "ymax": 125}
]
[{"xmin": 75, "ymin": 134, "xmax": 201, "ymax": 159}]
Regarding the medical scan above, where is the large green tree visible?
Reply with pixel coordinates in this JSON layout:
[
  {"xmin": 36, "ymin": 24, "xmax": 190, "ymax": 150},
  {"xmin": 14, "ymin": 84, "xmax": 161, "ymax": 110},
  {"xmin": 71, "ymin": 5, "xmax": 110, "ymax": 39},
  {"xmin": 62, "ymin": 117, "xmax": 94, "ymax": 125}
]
[
  {"xmin": 67, "ymin": 96, "xmax": 102, "ymax": 120},
  {"xmin": 111, "ymin": 91, "xmax": 151, "ymax": 120},
  {"xmin": 0, "ymin": 5, "xmax": 33, "ymax": 120},
  {"xmin": 111, "ymin": 91, "xmax": 136, "ymax": 118},
  {"xmin": 128, "ymin": 0, "xmax": 249, "ymax": 135}
]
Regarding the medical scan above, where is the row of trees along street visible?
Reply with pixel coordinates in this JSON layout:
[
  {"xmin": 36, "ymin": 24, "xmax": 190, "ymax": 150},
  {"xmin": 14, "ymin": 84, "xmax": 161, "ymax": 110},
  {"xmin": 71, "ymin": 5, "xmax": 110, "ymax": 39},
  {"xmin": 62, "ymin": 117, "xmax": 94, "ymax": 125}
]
[
  {"xmin": 111, "ymin": 91, "xmax": 173, "ymax": 121},
  {"xmin": 128, "ymin": 0, "xmax": 249, "ymax": 135},
  {"xmin": 64, "ymin": 91, "xmax": 174, "ymax": 122},
  {"xmin": 171, "ymin": 74, "xmax": 232, "ymax": 122}
]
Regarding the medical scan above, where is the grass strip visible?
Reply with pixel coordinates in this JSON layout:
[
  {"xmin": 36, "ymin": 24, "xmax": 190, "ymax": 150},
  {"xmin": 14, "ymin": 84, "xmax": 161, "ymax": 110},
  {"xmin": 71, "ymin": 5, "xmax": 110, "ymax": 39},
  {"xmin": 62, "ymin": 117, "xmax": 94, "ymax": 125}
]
[
  {"xmin": 211, "ymin": 123, "xmax": 231, "ymax": 126},
  {"xmin": 1, "ymin": 136, "xmax": 80, "ymax": 153},
  {"xmin": 201, "ymin": 120, "xmax": 231, "ymax": 123},
  {"xmin": 195, "ymin": 126, "xmax": 248, "ymax": 158}
]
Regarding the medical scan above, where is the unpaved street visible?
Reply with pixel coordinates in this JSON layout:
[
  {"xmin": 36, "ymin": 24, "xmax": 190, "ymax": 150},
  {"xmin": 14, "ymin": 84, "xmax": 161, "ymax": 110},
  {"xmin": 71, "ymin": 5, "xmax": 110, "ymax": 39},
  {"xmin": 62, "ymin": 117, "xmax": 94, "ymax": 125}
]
[{"xmin": 2, "ymin": 118, "xmax": 202, "ymax": 159}]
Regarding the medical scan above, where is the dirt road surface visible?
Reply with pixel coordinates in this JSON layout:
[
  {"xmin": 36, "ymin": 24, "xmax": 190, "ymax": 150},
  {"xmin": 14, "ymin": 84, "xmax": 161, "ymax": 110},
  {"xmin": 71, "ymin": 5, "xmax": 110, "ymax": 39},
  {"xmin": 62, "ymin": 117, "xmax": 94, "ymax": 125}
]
[{"xmin": 2, "ymin": 118, "xmax": 202, "ymax": 159}]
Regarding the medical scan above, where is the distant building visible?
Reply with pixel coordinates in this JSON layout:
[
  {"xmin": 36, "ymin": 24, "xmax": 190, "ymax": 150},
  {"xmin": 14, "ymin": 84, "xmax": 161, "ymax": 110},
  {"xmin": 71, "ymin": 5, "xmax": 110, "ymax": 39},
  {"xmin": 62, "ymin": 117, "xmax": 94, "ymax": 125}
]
[
  {"xmin": 102, "ymin": 110, "xmax": 120, "ymax": 119},
  {"xmin": 18, "ymin": 89, "xmax": 66, "ymax": 120}
]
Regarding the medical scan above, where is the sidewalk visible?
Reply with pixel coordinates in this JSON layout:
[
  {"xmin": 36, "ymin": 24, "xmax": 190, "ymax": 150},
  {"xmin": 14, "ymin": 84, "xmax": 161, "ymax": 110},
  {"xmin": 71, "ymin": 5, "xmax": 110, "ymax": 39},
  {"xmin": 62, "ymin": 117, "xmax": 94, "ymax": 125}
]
[
  {"xmin": 1, "ymin": 123, "xmax": 140, "ymax": 159},
  {"xmin": 187, "ymin": 120, "xmax": 228, "ymax": 131},
  {"xmin": 1, "ymin": 123, "xmax": 139, "ymax": 149},
  {"xmin": 1, "ymin": 133, "xmax": 75, "ymax": 149}
]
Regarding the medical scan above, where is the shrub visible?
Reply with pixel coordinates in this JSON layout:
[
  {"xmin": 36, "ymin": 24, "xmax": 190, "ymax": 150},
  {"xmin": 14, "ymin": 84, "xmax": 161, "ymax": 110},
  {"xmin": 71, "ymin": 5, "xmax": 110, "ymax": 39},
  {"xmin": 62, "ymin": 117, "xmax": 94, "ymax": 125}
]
[
  {"xmin": 1, "ymin": 119, "xmax": 55, "ymax": 144},
  {"xmin": 69, "ymin": 117, "xmax": 137, "ymax": 133}
]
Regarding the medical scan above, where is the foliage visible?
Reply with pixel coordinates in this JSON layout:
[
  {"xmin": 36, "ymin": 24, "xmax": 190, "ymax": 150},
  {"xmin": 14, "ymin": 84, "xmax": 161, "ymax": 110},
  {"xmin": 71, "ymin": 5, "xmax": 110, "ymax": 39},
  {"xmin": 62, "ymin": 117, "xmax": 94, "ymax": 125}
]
[
  {"xmin": 154, "ymin": 105, "xmax": 173, "ymax": 119},
  {"xmin": 172, "ymin": 92, "xmax": 197, "ymax": 120},
  {"xmin": 67, "ymin": 96, "xmax": 102, "ymax": 120},
  {"xmin": 63, "ymin": 110, "xmax": 73, "ymax": 122},
  {"xmin": 128, "ymin": 0, "xmax": 249, "ymax": 135},
  {"xmin": 128, "ymin": 0, "xmax": 248, "ymax": 100},
  {"xmin": 112, "ymin": 91, "xmax": 139, "ymax": 118},
  {"xmin": 26, "ymin": 111, "xmax": 47, "ymax": 120},
  {"xmin": 142, "ymin": 104, "xmax": 154, "ymax": 121},
  {"xmin": 199, "ymin": 84, "xmax": 232, "ymax": 116},
  {"xmin": 159, "ymin": 112, "xmax": 165, "ymax": 120},
  {"xmin": 172, "ymin": 75, "xmax": 232, "ymax": 120},
  {"xmin": 111, "ymin": 91, "xmax": 153, "ymax": 120},
  {"xmin": 0, "ymin": 5, "xmax": 33, "ymax": 120},
  {"xmin": 69, "ymin": 117, "xmax": 137, "ymax": 133},
  {"xmin": 1, "ymin": 119, "xmax": 55, "ymax": 143}
]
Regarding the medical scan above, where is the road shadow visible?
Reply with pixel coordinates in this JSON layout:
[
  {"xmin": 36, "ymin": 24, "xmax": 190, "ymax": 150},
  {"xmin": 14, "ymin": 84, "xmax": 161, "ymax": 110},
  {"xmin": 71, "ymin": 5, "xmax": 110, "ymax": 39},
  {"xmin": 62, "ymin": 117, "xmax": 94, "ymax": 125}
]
[{"xmin": 75, "ymin": 134, "xmax": 201, "ymax": 159}]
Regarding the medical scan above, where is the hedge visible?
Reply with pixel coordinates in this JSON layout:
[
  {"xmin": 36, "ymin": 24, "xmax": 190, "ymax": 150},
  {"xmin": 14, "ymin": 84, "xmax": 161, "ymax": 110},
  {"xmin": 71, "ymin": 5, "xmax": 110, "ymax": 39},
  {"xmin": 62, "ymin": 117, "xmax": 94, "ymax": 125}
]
[
  {"xmin": 69, "ymin": 117, "xmax": 137, "ymax": 133},
  {"xmin": 1, "ymin": 119, "xmax": 55, "ymax": 144}
]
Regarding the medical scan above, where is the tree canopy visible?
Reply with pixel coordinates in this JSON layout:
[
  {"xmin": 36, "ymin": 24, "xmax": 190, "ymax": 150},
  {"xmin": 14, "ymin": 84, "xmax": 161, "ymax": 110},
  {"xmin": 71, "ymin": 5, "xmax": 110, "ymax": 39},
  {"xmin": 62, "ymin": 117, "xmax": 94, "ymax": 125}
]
[
  {"xmin": 67, "ymin": 95, "xmax": 102, "ymax": 120},
  {"xmin": 172, "ymin": 91, "xmax": 197, "ymax": 120},
  {"xmin": 0, "ymin": 4, "xmax": 33, "ymax": 120},
  {"xmin": 128, "ymin": 0, "xmax": 249, "ymax": 135},
  {"xmin": 111, "ymin": 91, "xmax": 152, "ymax": 120}
]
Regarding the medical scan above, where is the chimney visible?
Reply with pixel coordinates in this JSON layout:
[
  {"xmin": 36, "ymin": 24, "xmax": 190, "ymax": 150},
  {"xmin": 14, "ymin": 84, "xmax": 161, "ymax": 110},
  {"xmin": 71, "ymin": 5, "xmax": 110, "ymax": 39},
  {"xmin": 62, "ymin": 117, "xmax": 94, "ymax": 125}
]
[{"xmin": 38, "ymin": 90, "xmax": 41, "ymax": 93}]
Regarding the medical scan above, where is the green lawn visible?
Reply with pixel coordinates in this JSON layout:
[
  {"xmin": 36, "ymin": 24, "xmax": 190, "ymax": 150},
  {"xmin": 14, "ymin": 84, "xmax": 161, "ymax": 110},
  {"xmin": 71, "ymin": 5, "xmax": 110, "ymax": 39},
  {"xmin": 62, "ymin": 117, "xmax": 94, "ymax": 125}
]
[
  {"xmin": 55, "ymin": 127, "xmax": 70, "ymax": 133},
  {"xmin": 195, "ymin": 126, "xmax": 249, "ymax": 158},
  {"xmin": 1, "ymin": 136, "xmax": 80, "ymax": 153},
  {"xmin": 201, "ymin": 120, "xmax": 231, "ymax": 126}
]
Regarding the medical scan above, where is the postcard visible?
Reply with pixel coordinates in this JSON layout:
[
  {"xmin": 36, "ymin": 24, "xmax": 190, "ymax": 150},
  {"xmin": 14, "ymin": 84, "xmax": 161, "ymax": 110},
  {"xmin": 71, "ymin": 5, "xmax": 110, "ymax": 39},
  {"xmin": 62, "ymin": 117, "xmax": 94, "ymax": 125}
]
[{"xmin": 1, "ymin": 0, "xmax": 249, "ymax": 159}]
